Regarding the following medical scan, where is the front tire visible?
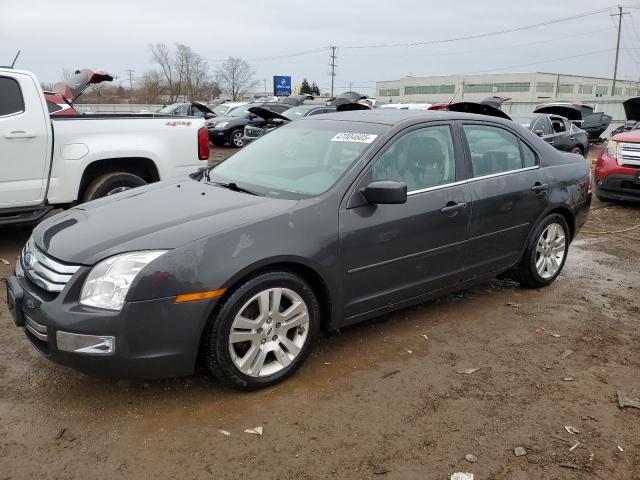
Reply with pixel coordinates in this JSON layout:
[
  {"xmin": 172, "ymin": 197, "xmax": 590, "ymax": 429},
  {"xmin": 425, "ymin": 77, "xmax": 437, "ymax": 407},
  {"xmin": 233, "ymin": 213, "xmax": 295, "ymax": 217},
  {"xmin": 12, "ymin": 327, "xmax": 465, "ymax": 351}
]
[
  {"xmin": 82, "ymin": 172, "xmax": 146, "ymax": 202},
  {"xmin": 513, "ymin": 214, "xmax": 570, "ymax": 288},
  {"xmin": 230, "ymin": 129, "xmax": 244, "ymax": 148},
  {"xmin": 205, "ymin": 270, "xmax": 319, "ymax": 390}
]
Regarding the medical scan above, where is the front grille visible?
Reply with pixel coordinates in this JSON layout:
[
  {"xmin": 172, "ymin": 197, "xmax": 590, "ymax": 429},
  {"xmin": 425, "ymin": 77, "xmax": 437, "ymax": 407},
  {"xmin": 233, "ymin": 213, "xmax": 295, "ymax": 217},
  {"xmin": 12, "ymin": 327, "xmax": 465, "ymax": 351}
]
[
  {"xmin": 24, "ymin": 315, "xmax": 48, "ymax": 342},
  {"xmin": 620, "ymin": 143, "xmax": 640, "ymax": 167},
  {"xmin": 245, "ymin": 126, "xmax": 263, "ymax": 138},
  {"xmin": 21, "ymin": 238, "xmax": 80, "ymax": 293},
  {"xmin": 621, "ymin": 181, "xmax": 640, "ymax": 191}
]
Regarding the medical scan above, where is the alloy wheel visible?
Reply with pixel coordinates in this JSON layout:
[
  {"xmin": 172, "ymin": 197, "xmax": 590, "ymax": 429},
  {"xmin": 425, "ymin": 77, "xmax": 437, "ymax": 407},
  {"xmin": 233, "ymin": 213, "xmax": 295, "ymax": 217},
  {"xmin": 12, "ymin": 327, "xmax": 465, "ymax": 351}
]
[
  {"xmin": 535, "ymin": 222, "xmax": 566, "ymax": 279},
  {"xmin": 232, "ymin": 132, "xmax": 244, "ymax": 147},
  {"xmin": 228, "ymin": 288, "xmax": 309, "ymax": 377}
]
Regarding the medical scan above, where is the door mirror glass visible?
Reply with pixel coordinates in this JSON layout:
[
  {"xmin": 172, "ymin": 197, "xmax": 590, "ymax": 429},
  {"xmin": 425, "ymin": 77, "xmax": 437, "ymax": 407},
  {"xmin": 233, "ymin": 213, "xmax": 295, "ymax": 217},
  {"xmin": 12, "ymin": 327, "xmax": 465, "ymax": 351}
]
[{"xmin": 361, "ymin": 181, "xmax": 407, "ymax": 205}]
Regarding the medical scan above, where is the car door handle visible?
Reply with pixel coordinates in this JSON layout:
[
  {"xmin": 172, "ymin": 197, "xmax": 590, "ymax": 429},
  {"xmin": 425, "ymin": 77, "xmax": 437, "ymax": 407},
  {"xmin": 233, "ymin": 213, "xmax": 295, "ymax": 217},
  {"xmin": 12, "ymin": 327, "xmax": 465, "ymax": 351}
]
[
  {"xmin": 570, "ymin": 136, "xmax": 575, "ymax": 140},
  {"xmin": 4, "ymin": 131, "xmax": 36, "ymax": 139},
  {"xmin": 531, "ymin": 183, "xmax": 549, "ymax": 193},
  {"xmin": 440, "ymin": 202, "xmax": 467, "ymax": 215}
]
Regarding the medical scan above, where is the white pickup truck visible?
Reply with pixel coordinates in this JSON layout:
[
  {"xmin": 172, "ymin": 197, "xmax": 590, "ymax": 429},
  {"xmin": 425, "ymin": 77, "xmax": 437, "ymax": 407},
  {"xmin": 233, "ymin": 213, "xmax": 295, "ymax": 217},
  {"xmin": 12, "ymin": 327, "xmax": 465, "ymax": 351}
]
[{"xmin": 0, "ymin": 68, "xmax": 210, "ymax": 226}]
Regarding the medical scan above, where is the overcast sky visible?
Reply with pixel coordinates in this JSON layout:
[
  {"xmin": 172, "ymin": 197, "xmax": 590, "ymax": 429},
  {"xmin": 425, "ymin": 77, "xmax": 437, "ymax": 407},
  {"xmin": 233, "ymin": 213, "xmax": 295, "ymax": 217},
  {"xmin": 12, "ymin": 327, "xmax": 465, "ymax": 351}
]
[{"xmin": 1, "ymin": 0, "xmax": 639, "ymax": 94}]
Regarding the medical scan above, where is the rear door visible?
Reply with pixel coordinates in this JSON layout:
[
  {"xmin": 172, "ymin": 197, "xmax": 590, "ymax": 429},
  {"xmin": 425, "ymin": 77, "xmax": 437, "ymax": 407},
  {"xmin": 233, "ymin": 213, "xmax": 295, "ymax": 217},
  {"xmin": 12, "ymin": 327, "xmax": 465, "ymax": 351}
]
[
  {"xmin": 0, "ymin": 72, "xmax": 51, "ymax": 207},
  {"xmin": 339, "ymin": 123, "xmax": 471, "ymax": 319},
  {"xmin": 461, "ymin": 123, "xmax": 548, "ymax": 279}
]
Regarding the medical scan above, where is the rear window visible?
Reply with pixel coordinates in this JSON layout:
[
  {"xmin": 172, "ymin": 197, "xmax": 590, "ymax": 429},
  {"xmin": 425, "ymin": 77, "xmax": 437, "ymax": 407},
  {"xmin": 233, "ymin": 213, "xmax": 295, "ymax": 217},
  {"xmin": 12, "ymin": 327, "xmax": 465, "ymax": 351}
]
[
  {"xmin": 47, "ymin": 101, "xmax": 62, "ymax": 113},
  {"xmin": 0, "ymin": 76, "xmax": 25, "ymax": 116}
]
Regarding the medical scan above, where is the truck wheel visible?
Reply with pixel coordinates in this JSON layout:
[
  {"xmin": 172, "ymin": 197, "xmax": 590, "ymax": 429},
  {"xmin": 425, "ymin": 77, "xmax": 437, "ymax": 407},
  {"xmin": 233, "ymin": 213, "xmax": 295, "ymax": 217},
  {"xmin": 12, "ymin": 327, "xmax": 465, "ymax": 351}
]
[
  {"xmin": 83, "ymin": 172, "xmax": 146, "ymax": 202},
  {"xmin": 512, "ymin": 214, "xmax": 570, "ymax": 288},
  {"xmin": 205, "ymin": 270, "xmax": 319, "ymax": 391}
]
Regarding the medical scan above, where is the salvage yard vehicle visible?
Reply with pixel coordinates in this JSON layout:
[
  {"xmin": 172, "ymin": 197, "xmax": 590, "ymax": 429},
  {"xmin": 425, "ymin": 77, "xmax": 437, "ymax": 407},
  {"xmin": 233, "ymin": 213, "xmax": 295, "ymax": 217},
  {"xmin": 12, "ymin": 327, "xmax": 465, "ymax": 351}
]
[
  {"xmin": 512, "ymin": 113, "xmax": 589, "ymax": 156},
  {"xmin": 595, "ymin": 129, "xmax": 640, "ymax": 202},
  {"xmin": 533, "ymin": 102, "xmax": 611, "ymax": 142},
  {"xmin": 0, "ymin": 68, "xmax": 210, "ymax": 226},
  {"xmin": 6, "ymin": 109, "xmax": 591, "ymax": 390},
  {"xmin": 45, "ymin": 68, "xmax": 115, "ymax": 116},
  {"xmin": 156, "ymin": 101, "xmax": 216, "ymax": 118},
  {"xmin": 206, "ymin": 102, "xmax": 291, "ymax": 148}
]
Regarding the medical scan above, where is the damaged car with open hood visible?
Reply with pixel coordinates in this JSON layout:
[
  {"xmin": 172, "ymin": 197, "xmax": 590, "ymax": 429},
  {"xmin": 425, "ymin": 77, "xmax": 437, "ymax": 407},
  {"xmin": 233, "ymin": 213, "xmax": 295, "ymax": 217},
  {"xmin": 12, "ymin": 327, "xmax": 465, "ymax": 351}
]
[{"xmin": 44, "ymin": 68, "xmax": 115, "ymax": 116}]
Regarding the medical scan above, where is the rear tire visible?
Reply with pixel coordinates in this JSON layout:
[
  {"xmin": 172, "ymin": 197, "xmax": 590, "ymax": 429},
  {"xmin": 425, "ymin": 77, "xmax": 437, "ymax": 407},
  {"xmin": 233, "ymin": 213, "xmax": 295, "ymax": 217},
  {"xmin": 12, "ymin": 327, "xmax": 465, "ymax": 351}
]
[
  {"xmin": 571, "ymin": 146, "xmax": 583, "ymax": 156},
  {"xmin": 512, "ymin": 214, "xmax": 570, "ymax": 288},
  {"xmin": 82, "ymin": 172, "xmax": 146, "ymax": 202},
  {"xmin": 205, "ymin": 270, "xmax": 320, "ymax": 391}
]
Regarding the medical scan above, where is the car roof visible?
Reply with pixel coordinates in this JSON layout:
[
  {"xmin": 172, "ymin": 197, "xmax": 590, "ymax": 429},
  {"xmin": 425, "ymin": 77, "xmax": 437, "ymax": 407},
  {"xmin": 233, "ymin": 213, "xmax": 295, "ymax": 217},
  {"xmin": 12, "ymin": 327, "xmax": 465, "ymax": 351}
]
[{"xmin": 304, "ymin": 109, "xmax": 516, "ymax": 126}]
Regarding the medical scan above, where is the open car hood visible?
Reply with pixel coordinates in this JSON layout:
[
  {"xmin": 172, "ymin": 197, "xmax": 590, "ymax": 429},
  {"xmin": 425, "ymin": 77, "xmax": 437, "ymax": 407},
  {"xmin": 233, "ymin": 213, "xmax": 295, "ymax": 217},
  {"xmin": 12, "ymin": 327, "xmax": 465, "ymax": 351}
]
[
  {"xmin": 328, "ymin": 91, "xmax": 368, "ymax": 106},
  {"xmin": 248, "ymin": 106, "xmax": 290, "ymax": 123},
  {"xmin": 447, "ymin": 101, "xmax": 511, "ymax": 120},
  {"xmin": 336, "ymin": 103, "xmax": 371, "ymax": 112},
  {"xmin": 192, "ymin": 101, "xmax": 216, "ymax": 115},
  {"xmin": 623, "ymin": 97, "xmax": 640, "ymax": 121},
  {"xmin": 533, "ymin": 104, "xmax": 583, "ymax": 122},
  {"xmin": 481, "ymin": 96, "xmax": 511, "ymax": 108},
  {"xmin": 280, "ymin": 94, "xmax": 314, "ymax": 106},
  {"xmin": 53, "ymin": 69, "xmax": 115, "ymax": 102}
]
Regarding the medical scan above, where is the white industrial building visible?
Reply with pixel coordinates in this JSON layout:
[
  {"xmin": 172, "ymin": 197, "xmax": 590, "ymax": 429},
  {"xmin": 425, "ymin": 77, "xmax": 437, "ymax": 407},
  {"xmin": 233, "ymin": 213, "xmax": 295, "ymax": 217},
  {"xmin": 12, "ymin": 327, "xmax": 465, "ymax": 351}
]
[{"xmin": 376, "ymin": 72, "xmax": 640, "ymax": 104}]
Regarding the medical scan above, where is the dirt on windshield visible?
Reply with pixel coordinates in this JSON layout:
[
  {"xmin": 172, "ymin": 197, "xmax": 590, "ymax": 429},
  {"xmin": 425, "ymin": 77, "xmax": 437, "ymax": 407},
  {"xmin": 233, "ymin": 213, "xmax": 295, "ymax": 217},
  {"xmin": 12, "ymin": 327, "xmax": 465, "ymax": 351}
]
[{"xmin": 1, "ymin": 147, "xmax": 639, "ymax": 479}]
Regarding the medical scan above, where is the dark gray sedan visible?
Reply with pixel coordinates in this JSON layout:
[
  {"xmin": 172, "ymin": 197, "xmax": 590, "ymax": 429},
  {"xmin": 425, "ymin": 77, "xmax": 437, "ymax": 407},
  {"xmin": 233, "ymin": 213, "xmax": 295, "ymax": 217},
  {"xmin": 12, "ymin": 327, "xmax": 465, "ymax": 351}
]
[
  {"xmin": 512, "ymin": 113, "xmax": 589, "ymax": 156},
  {"xmin": 6, "ymin": 110, "xmax": 592, "ymax": 390}
]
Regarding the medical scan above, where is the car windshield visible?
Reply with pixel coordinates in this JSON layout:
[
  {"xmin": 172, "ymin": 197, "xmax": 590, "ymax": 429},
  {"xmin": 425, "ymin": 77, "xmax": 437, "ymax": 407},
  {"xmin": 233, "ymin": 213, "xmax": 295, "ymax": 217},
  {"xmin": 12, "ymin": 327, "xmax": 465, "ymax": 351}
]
[
  {"xmin": 157, "ymin": 104, "xmax": 179, "ymax": 113},
  {"xmin": 208, "ymin": 121, "xmax": 386, "ymax": 198},
  {"xmin": 282, "ymin": 106, "xmax": 312, "ymax": 120},
  {"xmin": 228, "ymin": 105, "xmax": 260, "ymax": 118},
  {"xmin": 213, "ymin": 104, "xmax": 236, "ymax": 116}
]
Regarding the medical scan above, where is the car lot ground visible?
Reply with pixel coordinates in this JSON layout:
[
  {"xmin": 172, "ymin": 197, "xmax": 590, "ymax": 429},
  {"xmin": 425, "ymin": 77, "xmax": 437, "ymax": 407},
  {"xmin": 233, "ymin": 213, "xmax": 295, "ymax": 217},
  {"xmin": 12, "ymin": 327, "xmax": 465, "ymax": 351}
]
[{"xmin": 1, "ymin": 147, "xmax": 639, "ymax": 479}]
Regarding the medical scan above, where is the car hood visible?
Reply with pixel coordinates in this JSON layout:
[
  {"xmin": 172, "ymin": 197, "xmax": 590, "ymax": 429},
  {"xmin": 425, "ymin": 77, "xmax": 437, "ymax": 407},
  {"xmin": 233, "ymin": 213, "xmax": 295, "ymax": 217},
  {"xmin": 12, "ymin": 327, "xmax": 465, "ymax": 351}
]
[
  {"xmin": 248, "ymin": 106, "xmax": 290, "ymax": 122},
  {"xmin": 192, "ymin": 101, "xmax": 216, "ymax": 115},
  {"xmin": 612, "ymin": 129, "xmax": 640, "ymax": 142},
  {"xmin": 32, "ymin": 180, "xmax": 295, "ymax": 265},
  {"xmin": 533, "ymin": 104, "xmax": 582, "ymax": 121},
  {"xmin": 53, "ymin": 69, "xmax": 115, "ymax": 102},
  {"xmin": 447, "ymin": 101, "xmax": 511, "ymax": 120},
  {"xmin": 623, "ymin": 97, "xmax": 640, "ymax": 121}
]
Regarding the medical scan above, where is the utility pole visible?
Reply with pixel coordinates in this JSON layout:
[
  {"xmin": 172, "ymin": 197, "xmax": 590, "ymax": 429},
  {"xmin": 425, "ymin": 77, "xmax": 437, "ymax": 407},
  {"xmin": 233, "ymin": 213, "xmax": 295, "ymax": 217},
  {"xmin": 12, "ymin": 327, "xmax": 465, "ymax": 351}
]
[
  {"xmin": 329, "ymin": 46, "xmax": 337, "ymax": 98},
  {"xmin": 611, "ymin": 6, "xmax": 630, "ymax": 96},
  {"xmin": 263, "ymin": 78, "xmax": 267, "ymax": 95},
  {"xmin": 124, "ymin": 69, "xmax": 135, "ymax": 90}
]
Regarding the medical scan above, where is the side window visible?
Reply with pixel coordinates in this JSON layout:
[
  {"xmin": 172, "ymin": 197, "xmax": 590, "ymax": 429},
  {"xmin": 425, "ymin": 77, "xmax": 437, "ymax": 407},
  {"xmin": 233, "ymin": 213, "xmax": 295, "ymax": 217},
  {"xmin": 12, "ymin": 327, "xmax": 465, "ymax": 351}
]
[
  {"xmin": 0, "ymin": 76, "xmax": 25, "ymax": 116},
  {"xmin": 46, "ymin": 101, "xmax": 63, "ymax": 114},
  {"xmin": 521, "ymin": 142, "xmax": 537, "ymax": 168},
  {"xmin": 535, "ymin": 117, "xmax": 552, "ymax": 135},
  {"xmin": 309, "ymin": 108, "xmax": 330, "ymax": 116},
  {"xmin": 175, "ymin": 104, "xmax": 189, "ymax": 115},
  {"xmin": 371, "ymin": 125, "xmax": 456, "ymax": 192},
  {"xmin": 551, "ymin": 118, "xmax": 566, "ymax": 134},
  {"xmin": 463, "ymin": 125, "xmax": 524, "ymax": 177}
]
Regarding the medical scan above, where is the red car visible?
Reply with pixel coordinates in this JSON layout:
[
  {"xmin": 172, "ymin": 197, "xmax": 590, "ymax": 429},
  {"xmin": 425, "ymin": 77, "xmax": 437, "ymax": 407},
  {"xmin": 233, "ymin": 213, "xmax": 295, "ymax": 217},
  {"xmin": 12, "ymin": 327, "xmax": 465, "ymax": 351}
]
[
  {"xmin": 44, "ymin": 69, "xmax": 114, "ymax": 116},
  {"xmin": 595, "ymin": 130, "xmax": 640, "ymax": 202}
]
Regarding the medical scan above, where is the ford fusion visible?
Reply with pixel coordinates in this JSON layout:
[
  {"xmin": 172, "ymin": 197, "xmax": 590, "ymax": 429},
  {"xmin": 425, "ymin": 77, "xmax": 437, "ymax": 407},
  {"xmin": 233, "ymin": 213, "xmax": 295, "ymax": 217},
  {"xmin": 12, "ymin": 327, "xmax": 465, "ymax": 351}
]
[{"xmin": 6, "ymin": 110, "xmax": 591, "ymax": 390}]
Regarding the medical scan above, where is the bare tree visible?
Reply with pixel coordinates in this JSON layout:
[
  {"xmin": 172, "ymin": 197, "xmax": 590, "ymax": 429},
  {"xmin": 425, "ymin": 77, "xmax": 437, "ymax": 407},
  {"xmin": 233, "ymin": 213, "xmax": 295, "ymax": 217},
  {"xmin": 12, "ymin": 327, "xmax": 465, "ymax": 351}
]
[
  {"xmin": 150, "ymin": 43, "xmax": 215, "ymax": 102},
  {"xmin": 137, "ymin": 70, "xmax": 165, "ymax": 104},
  {"xmin": 215, "ymin": 57, "xmax": 258, "ymax": 101}
]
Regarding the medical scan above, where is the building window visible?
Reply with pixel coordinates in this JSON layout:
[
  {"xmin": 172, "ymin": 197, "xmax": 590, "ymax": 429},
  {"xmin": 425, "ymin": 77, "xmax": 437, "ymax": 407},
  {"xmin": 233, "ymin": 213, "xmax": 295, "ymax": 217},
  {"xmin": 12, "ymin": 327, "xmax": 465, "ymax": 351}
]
[
  {"xmin": 404, "ymin": 85, "xmax": 455, "ymax": 95},
  {"xmin": 379, "ymin": 88, "xmax": 400, "ymax": 97},
  {"xmin": 536, "ymin": 82, "xmax": 555, "ymax": 93},
  {"xmin": 464, "ymin": 83, "xmax": 493, "ymax": 93},
  {"xmin": 578, "ymin": 84, "xmax": 594, "ymax": 94},
  {"xmin": 494, "ymin": 82, "xmax": 530, "ymax": 92},
  {"xmin": 558, "ymin": 84, "xmax": 574, "ymax": 94}
]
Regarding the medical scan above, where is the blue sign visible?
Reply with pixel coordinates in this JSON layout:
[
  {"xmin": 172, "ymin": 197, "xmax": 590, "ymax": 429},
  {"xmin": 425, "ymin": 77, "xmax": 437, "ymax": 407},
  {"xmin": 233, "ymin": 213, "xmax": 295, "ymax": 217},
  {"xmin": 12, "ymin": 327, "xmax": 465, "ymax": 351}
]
[{"xmin": 273, "ymin": 75, "xmax": 292, "ymax": 97}]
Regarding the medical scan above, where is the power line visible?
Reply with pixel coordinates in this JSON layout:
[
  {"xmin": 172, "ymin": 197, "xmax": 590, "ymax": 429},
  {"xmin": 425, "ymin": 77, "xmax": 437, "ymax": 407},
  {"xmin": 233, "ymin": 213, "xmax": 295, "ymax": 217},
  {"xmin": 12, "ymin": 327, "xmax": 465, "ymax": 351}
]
[
  {"xmin": 203, "ymin": 47, "xmax": 327, "ymax": 63},
  {"xmin": 341, "ymin": 8, "xmax": 611, "ymax": 49}
]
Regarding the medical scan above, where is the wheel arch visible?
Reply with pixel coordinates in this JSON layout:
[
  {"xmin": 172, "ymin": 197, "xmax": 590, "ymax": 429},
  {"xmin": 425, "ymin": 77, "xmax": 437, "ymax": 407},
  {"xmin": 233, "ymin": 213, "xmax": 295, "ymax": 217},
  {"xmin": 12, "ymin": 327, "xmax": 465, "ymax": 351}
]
[
  {"xmin": 78, "ymin": 157, "xmax": 160, "ymax": 201},
  {"xmin": 545, "ymin": 205, "xmax": 576, "ymax": 241}
]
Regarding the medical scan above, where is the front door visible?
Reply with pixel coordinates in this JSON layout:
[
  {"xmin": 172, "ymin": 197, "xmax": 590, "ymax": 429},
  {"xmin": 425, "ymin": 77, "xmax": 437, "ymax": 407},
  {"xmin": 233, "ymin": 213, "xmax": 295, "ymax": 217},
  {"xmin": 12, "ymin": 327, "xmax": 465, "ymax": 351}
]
[
  {"xmin": 0, "ymin": 73, "xmax": 50, "ymax": 207},
  {"xmin": 339, "ymin": 124, "xmax": 471, "ymax": 319},
  {"xmin": 461, "ymin": 123, "xmax": 548, "ymax": 279}
]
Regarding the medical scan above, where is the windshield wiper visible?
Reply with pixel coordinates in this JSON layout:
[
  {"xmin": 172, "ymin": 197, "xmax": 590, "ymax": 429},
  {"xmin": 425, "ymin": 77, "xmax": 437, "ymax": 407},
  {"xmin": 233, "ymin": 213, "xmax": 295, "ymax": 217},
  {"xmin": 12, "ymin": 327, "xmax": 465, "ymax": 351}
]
[{"xmin": 211, "ymin": 181, "xmax": 262, "ymax": 196}]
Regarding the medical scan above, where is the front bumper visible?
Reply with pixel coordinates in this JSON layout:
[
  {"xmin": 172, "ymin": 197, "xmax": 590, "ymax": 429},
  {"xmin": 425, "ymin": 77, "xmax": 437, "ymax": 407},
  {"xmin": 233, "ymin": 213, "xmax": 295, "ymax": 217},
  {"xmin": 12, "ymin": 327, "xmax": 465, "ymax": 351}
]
[
  {"xmin": 595, "ymin": 173, "xmax": 640, "ymax": 202},
  {"xmin": 7, "ymin": 261, "xmax": 218, "ymax": 379}
]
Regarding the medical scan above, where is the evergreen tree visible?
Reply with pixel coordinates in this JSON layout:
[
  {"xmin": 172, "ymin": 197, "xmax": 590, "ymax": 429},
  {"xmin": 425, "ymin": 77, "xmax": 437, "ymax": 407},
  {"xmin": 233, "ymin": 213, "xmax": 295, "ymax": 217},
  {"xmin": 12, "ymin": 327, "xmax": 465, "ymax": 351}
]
[
  {"xmin": 300, "ymin": 78, "xmax": 312, "ymax": 95},
  {"xmin": 311, "ymin": 82, "xmax": 320, "ymax": 96}
]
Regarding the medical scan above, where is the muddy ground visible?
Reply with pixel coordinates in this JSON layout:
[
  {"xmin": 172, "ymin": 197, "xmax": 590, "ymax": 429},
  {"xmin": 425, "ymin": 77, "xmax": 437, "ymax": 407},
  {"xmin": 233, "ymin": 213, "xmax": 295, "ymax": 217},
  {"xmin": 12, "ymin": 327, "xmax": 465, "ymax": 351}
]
[{"xmin": 1, "ymin": 147, "xmax": 639, "ymax": 480}]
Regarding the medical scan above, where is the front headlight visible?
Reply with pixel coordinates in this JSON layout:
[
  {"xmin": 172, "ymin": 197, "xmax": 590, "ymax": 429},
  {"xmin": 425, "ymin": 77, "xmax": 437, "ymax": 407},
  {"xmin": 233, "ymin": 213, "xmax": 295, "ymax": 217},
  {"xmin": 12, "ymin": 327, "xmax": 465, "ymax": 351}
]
[
  {"xmin": 606, "ymin": 140, "xmax": 619, "ymax": 159},
  {"xmin": 214, "ymin": 122, "xmax": 229, "ymax": 129},
  {"xmin": 80, "ymin": 251, "xmax": 167, "ymax": 311}
]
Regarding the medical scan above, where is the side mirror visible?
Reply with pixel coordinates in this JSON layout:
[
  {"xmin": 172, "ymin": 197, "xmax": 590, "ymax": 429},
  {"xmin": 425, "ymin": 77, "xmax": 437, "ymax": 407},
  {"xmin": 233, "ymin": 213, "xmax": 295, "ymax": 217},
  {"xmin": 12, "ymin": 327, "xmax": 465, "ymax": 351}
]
[
  {"xmin": 534, "ymin": 130, "xmax": 544, "ymax": 137},
  {"xmin": 360, "ymin": 181, "xmax": 407, "ymax": 205},
  {"xmin": 204, "ymin": 113, "xmax": 215, "ymax": 120}
]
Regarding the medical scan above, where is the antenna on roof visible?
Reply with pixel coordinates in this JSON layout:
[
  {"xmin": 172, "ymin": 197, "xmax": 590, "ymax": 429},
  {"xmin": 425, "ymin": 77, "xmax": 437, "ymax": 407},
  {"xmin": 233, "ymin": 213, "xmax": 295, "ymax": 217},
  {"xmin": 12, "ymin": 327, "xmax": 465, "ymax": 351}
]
[
  {"xmin": 10, "ymin": 50, "xmax": 21, "ymax": 68},
  {"xmin": 446, "ymin": 86, "xmax": 461, "ymax": 110}
]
